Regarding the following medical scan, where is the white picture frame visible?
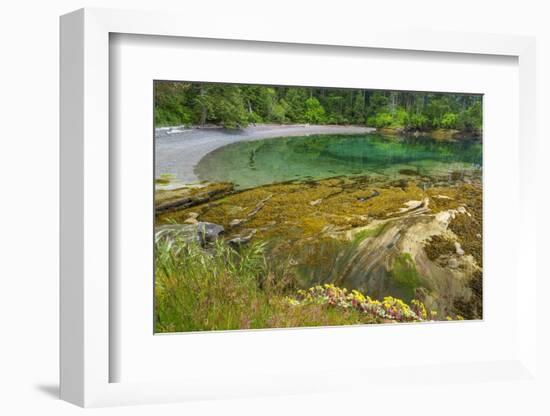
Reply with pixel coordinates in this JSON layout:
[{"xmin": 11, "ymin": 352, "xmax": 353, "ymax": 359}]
[{"xmin": 60, "ymin": 7, "xmax": 538, "ymax": 407}]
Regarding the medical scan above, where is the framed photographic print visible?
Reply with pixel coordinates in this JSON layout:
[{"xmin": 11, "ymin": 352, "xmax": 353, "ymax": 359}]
[{"xmin": 60, "ymin": 7, "xmax": 539, "ymax": 408}]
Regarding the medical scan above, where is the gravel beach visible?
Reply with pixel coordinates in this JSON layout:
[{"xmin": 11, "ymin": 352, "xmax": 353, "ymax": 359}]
[{"xmin": 155, "ymin": 124, "xmax": 376, "ymax": 184}]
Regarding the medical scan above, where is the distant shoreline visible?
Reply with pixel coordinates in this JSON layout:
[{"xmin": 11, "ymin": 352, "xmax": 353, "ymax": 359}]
[
  {"xmin": 155, "ymin": 123, "xmax": 375, "ymax": 139},
  {"xmin": 155, "ymin": 124, "xmax": 376, "ymax": 185}
]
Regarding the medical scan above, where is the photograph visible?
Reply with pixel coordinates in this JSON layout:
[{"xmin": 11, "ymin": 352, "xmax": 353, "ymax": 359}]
[
  {"xmin": 1, "ymin": 0, "xmax": 544, "ymax": 412},
  {"xmin": 153, "ymin": 81, "xmax": 483, "ymax": 333}
]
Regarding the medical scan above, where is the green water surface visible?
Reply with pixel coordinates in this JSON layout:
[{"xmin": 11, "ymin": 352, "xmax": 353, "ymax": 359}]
[{"xmin": 194, "ymin": 133, "xmax": 482, "ymax": 189}]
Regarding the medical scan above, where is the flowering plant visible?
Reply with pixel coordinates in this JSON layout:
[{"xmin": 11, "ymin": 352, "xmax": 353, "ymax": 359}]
[{"xmin": 285, "ymin": 284, "xmax": 432, "ymax": 323}]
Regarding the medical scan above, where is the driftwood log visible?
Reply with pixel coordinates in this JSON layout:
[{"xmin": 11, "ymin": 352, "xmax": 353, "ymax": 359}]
[{"xmin": 155, "ymin": 184, "xmax": 234, "ymax": 214}]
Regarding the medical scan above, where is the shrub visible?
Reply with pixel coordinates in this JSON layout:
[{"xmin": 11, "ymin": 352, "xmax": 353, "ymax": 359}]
[
  {"xmin": 441, "ymin": 112, "xmax": 458, "ymax": 129},
  {"xmin": 271, "ymin": 103, "xmax": 287, "ymax": 123},
  {"xmin": 407, "ymin": 113, "xmax": 429, "ymax": 130},
  {"xmin": 394, "ymin": 108, "xmax": 409, "ymax": 126},
  {"xmin": 367, "ymin": 112, "xmax": 394, "ymax": 128},
  {"xmin": 303, "ymin": 97, "xmax": 327, "ymax": 124},
  {"xmin": 248, "ymin": 111, "xmax": 263, "ymax": 124}
]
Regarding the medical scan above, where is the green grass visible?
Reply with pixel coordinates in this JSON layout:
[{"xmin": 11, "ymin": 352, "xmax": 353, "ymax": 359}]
[
  {"xmin": 155, "ymin": 237, "xmax": 267, "ymax": 332},
  {"xmin": 154, "ymin": 237, "xmax": 427, "ymax": 332}
]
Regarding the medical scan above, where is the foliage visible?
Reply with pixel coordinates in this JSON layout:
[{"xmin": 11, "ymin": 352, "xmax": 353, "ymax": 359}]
[
  {"xmin": 407, "ymin": 113, "xmax": 429, "ymax": 130},
  {"xmin": 303, "ymin": 97, "xmax": 326, "ymax": 124},
  {"xmin": 456, "ymin": 101, "xmax": 482, "ymax": 131},
  {"xmin": 367, "ymin": 112, "xmax": 394, "ymax": 128},
  {"xmin": 441, "ymin": 112, "xmax": 458, "ymax": 129},
  {"xmin": 287, "ymin": 284, "xmax": 430, "ymax": 322},
  {"xmin": 155, "ymin": 235, "xmax": 269, "ymax": 332},
  {"xmin": 154, "ymin": 81, "xmax": 483, "ymax": 133},
  {"xmin": 271, "ymin": 101, "xmax": 288, "ymax": 123},
  {"xmin": 154, "ymin": 236, "xmax": 431, "ymax": 332}
]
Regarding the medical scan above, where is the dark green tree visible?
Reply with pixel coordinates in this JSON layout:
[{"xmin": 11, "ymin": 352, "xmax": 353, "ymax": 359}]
[{"xmin": 154, "ymin": 81, "xmax": 482, "ymax": 134}]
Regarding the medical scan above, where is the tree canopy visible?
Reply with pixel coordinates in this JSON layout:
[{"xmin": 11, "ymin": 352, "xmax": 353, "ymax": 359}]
[{"xmin": 154, "ymin": 81, "xmax": 482, "ymax": 132}]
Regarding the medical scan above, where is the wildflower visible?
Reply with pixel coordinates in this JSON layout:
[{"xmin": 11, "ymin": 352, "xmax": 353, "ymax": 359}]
[{"xmin": 284, "ymin": 283, "xmax": 429, "ymax": 323}]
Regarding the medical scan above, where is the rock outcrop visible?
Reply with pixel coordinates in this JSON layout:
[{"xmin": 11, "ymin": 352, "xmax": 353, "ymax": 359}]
[{"xmin": 156, "ymin": 174, "xmax": 482, "ymax": 319}]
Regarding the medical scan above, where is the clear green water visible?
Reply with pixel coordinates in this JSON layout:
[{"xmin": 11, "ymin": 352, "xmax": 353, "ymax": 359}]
[{"xmin": 194, "ymin": 133, "xmax": 482, "ymax": 189}]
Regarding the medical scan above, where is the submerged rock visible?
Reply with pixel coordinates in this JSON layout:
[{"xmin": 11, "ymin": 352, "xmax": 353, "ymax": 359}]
[
  {"xmin": 398, "ymin": 169, "xmax": 420, "ymax": 176},
  {"xmin": 357, "ymin": 190, "xmax": 380, "ymax": 202}
]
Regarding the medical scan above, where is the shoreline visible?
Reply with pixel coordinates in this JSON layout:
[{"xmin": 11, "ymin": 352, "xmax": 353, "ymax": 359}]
[
  {"xmin": 155, "ymin": 124, "xmax": 376, "ymax": 186},
  {"xmin": 155, "ymin": 174, "xmax": 482, "ymax": 321}
]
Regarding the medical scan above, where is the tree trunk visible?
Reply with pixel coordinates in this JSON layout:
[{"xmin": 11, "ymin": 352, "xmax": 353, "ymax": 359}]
[
  {"xmin": 390, "ymin": 92, "xmax": 397, "ymax": 115},
  {"xmin": 199, "ymin": 85, "xmax": 207, "ymax": 126},
  {"xmin": 200, "ymin": 107, "xmax": 207, "ymax": 126}
]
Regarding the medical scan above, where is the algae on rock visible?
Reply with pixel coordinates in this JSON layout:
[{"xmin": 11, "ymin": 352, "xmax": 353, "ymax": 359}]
[{"xmin": 155, "ymin": 174, "xmax": 483, "ymax": 319}]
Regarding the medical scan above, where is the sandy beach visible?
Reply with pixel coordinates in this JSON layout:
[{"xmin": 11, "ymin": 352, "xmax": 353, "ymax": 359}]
[{"xmin": 155, "ymin": 124, "xmax": 376, "ymax": 184}]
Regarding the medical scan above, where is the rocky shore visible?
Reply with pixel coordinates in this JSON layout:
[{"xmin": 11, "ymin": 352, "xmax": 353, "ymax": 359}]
[{"xmin": 155, "ymin": 172, "xmax": 482, "ymax": 320}]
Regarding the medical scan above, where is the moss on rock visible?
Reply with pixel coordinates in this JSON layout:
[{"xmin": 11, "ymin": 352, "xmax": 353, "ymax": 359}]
[
  {"xmin": 155, "ymin": 182, "xmax": 235, "ymax": 214},
  {"xmin": 390, "ymin": 253, "xmax": 422, "ymax": 301},
  {"xmin": 424, "ymin": 235, "xmax": 457, "ymax": 261},
  {"xmin": 449, "ymin": 213, "xmax": 482, "ymax": 265},
  {"xmin": 155, "ymin": 175, "xmax": 482, "ymax": 319}
]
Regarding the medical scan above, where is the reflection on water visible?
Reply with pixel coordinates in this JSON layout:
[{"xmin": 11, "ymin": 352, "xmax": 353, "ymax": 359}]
[{"xmin": 194, "ymin": 133, "xmax": 482, "ymax": 189}]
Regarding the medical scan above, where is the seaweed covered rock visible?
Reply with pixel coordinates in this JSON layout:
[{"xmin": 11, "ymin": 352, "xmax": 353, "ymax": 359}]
[
  {"xmin": 156, "ymin": 175, "xmax": 482, "ymax": 319},
  {"xmin": 155, "ymin": 182, "xmax": 234, "ymax": 214}
]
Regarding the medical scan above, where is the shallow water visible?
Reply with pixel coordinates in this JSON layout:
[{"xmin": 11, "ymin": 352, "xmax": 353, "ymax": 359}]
[{"xmin": 194, "ymin": 133, "xmax": 482, "ymax": 189}]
